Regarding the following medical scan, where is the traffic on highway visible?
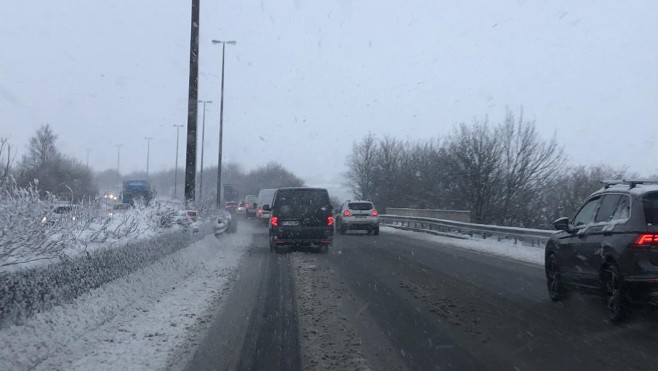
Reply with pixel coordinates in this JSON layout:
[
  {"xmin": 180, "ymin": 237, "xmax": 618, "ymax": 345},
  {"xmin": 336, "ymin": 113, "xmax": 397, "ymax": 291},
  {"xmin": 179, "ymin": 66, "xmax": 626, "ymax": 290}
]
[{"xmin": 2, "ymin": 1, "xmax": 658, "ymax": 370}]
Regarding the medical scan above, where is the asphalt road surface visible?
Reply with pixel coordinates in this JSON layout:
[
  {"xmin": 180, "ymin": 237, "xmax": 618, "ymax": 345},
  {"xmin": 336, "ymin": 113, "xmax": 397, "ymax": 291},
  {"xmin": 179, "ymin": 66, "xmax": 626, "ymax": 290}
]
[{"xmin": 185, "ymin": 222, "xmax": 658, "ymax": 371}]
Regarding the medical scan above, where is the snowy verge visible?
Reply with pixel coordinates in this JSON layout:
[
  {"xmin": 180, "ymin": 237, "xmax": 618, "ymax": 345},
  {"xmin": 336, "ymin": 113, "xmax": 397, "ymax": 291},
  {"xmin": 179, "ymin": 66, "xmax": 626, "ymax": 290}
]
[
  {"xmin": 0, "ymin": 226, "xmax": 210, "ymax": 328},
  {"xmin": 0, "ymin": 232, "xmax": 250, "ymax": 371},
  {"xmin": 382, "ymin": 225, "xmax": 544, "ymax": 266}
]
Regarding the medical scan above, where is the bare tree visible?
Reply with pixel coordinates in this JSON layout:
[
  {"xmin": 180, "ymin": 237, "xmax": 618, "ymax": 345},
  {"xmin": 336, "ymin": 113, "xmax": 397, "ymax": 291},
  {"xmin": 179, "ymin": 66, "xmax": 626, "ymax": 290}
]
[
  {"xmin": 496, "ymin": 109, "xmax": 563, "ymax": 225},
  {"xmin": 345, "ymin": 133, "xmax": 378, "ymax": 200},
  {"xmin": 0, "ymin": 137, "xmax": 15, "ymax": 189}
]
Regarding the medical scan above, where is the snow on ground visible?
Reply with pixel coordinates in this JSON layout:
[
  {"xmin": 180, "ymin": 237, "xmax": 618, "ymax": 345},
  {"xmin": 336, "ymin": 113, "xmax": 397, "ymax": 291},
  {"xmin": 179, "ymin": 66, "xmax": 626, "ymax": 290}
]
[
  {"xmin": 382, "ymin": 225, "xmax": 544, "ymax": 266},
  {"xmin": 0, "ymin": 231, "xmax": 251, "ymax": 371}
]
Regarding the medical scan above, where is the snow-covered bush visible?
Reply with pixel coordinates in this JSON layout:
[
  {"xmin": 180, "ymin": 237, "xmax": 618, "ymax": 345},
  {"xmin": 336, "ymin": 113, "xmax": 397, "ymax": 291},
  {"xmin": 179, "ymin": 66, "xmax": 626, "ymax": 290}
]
[{"xmin": 0, "ymin": 181, "xmax": 191, "ymax": 269}]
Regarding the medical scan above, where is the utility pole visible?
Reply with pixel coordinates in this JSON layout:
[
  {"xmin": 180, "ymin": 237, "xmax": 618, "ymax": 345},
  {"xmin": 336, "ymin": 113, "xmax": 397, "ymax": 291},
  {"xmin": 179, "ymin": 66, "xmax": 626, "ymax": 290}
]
[
  {"xmin": 184, "ymin": 0, "xmax": 200, "ymax": 206},
  {"xmin": 173, "ymin": 124, "xmax": 184, "ymax": 200},
  {"xmin": 211, "ymin": 39, "xmax": 236, "ymax": 208},
  {"xmin": 145, "ymin": 137, "xmax": 154, "ymax": 179},
  {"xmin": 115, "ymin": 144, "xmax": 123, "ymax": 188},
  {"xmin": 86, "ymin": 149, "xmax": 90, "ymax": 168},
  {"xmin": 198, "ymin": 100, "xmax": 212, "ymax": 202}
]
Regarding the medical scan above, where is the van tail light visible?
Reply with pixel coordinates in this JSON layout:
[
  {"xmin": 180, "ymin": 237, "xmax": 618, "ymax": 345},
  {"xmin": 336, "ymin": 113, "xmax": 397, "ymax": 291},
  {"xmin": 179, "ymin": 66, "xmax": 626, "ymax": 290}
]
[
  {"xmin": 327, "ymin": 216, "xmax": 334, "ymax": 226},
  {"xmin": 633, "ymin": 234, "xmax": 658, "ymax": 247},
  {"xmin": 343, "ymin": 210, "xmax": 351, "ymax": 217},
  {"xmin": 371, "ymin": 209, "xmax": 378, "ymax": 216},
  {"xmin": 271, "ymin": 216, "xmax": 278, "ymax": 227}
]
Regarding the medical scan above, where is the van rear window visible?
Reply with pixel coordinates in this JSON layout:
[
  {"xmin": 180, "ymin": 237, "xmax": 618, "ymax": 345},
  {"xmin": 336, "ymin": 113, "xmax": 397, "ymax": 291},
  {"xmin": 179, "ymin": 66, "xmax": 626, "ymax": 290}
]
[
  {"xmin": 274, "ymin": 189, "xmax": 330, "ymax": 217},
  {"xmin": 644, "ymin": 192, "xmax": 658, "ymax": 225},
  {"xmin": 348, "ymin": 202, "xmax": 373, "ymax": 210}
]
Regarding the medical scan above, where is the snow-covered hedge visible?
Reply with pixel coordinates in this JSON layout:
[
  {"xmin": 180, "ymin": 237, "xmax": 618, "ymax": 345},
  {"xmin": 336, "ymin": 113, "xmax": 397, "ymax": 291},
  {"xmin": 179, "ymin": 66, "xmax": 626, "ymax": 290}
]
[
  {"xmin": 0, "ymin": 225, "xmax": 209, "ymax": 328},
  {"xmin": 0, "ymin": 182, "xmax": 184, "ymax": 269}
]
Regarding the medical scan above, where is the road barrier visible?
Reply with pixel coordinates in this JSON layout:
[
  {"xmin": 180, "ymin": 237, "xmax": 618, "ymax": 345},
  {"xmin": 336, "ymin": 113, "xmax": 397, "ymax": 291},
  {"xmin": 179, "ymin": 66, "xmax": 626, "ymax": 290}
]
[
  {"xmin": 380, "ymin": 214, "xmax": 555, "ymax": 248},
  {"xmin": 385, "ymin": 208, "xmax": 471, "ymax": 223}
]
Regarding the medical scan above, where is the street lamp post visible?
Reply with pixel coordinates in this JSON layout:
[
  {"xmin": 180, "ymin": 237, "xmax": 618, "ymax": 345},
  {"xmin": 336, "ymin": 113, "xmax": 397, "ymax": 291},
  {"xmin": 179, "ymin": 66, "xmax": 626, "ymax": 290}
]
[
  {"xmin": 173, "ymin": 124, "xmax": 184, "ymax": 200},
  {"xmin": 211, "ymin": 39, "xmax": 236, "ymax": 208},
  {"xmin": 198, "ymin": 100, "xmax": 212, "ymax": 203},
  {"xmin": 145, "ymin": 137, "xmax": 154, "ymax": 179},
  {"xmin": 115, "ymin": 144, "xmax": 123, "ymax": 188}
]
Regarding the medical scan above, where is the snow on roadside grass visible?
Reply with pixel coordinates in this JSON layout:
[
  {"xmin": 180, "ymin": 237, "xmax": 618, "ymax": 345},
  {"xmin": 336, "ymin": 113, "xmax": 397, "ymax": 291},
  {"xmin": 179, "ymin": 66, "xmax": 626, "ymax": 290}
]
[
  {"xmin": 381, "ymin": 225, "xmax": 545, "ymax": 266},
  {"xmin": 0, "ymin": 232, "xmax": 250, "ymax": 371}
]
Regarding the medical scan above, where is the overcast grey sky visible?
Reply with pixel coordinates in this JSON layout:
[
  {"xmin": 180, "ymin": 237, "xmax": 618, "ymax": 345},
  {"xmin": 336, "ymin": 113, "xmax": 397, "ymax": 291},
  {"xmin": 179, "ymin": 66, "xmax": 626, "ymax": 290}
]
[{"xmin": 1, "ymin": 0, "xmax": 657, "ymax": 189}]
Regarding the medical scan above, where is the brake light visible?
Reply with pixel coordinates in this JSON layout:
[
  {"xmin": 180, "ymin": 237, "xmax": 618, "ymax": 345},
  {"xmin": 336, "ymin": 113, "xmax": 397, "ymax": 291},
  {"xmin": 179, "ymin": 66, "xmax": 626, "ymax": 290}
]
[
  {"xmin": 634, "ymin": 234, "xmax": 658, "ymax": 246},
  {"xmin": 271, "ymin": 216, "xmax": 278, "ymax": 227},
  {"xmin": 328, "ymin": 216, "xmax": 334, "ymax": 226},
  {"xmin": 371, "ymin": 209, "xmax": 378, "ymax": 216},
  {"xmin": 257, "ymin": 208, "xmax": 262, "ymax": 215},
  {"xmin": 244, "ymin": 203, "xmax": 250, "ymax": 209},
  {"xmin": 343, "ymin": 210, "xmax": 351, "ymax": 217}
]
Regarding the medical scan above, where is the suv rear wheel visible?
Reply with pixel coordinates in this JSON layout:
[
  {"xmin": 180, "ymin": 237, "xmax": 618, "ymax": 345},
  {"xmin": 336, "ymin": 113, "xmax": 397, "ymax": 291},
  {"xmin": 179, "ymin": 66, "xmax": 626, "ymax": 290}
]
[
  {"xmin": 546, "ymin": 254, "xmax": 565, "ymax": 302},
  {"xmin": 603, "ymin": 264, "xmax": 628, "ymax": 323}
]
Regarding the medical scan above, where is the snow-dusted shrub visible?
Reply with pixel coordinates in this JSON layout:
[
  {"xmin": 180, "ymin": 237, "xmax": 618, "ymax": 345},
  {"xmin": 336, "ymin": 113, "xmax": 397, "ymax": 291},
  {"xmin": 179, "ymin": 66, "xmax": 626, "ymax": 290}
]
[{"xmin": 0, "ymin": 228, "xmax": 208, "ymax": 327}]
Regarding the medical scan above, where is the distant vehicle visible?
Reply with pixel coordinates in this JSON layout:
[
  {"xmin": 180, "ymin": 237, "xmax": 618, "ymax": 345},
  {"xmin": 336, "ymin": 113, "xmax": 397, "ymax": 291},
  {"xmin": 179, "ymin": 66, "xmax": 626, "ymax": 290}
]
[
  {"xmin": 224, "ymin": 201, "xmax": 239, "ymax": 212},
  {"xmin": 256, "ymin": 189, "xmax": 277, "ymax": 223},
  {"xmin": 108, "ymin": 203, "xmax": 131, "ymax": 216},
  {"xmin": 121, "ymin": 180, "xmax": 154, "ymax": 206},
  {"xmin": 235, "ymin": 202, "xmax": 246, "ymax": 215},
  {"xmin": 545, "ymin": 179, "xmax": 658, "ymax": 322},
  {"xmin": 41, "ymin": 204, "xmax": 83, "ymax": 224},
  {"xmin": 268, "ymin": 187, "xmax": 334, "ymax": 253},
  {"xmin": 243, "ymin": 195, "xmax": 258, "ymax": 217},
  {"xmin": 214, "ymin": 210, "xmax": 237, "ymax": 237},
  {"xmin": 336, "ymin": 200, "xmax": 380, "ymax": 235}
]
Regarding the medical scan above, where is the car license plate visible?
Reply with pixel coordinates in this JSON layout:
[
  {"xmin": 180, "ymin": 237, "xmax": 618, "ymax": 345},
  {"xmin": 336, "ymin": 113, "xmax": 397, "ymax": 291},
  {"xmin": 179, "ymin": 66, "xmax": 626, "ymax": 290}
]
[
  {"xmin": 281, "ymin": 220, "xmax": 299, "ymax": 226},
  {"xmin": 355, "ymin": 215, "xmax": 366, "ymax": 218}
]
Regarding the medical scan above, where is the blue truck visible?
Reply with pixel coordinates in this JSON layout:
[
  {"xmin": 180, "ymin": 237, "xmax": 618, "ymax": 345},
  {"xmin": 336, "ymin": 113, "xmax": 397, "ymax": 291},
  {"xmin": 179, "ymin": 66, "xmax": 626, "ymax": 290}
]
[{"xmin": 121, "ymin": 180, "xmax": 154, "ymax": 206}]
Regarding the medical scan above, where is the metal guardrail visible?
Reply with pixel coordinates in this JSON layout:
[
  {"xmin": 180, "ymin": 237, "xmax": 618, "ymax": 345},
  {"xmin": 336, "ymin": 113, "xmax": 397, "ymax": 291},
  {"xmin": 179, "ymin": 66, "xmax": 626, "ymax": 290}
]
[{"xmin": 380, "ymin": 214, "xmax": 555, "ymax": 247}]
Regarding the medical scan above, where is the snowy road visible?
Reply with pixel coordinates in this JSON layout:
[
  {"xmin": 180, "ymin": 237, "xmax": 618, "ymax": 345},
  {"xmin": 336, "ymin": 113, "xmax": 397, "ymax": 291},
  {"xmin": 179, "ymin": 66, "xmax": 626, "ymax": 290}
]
[
  {"xmin": 188, "ymin": 223, "xmax": 658, "ymax": 371},
  {"xmin": 6, "ymin": 222, "xmax": 658, "ymax": 370}
]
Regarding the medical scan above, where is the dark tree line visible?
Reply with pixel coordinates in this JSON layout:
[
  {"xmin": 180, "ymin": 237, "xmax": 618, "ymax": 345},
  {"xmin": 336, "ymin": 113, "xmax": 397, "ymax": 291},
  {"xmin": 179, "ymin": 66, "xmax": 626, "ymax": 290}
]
[
  {"xmin": 345, "ymin": 109, "xmax": 639, "ymax": 229},
  {"xmin": 2, "ymin": 125, "xmax": 97, "ymax": 202}
]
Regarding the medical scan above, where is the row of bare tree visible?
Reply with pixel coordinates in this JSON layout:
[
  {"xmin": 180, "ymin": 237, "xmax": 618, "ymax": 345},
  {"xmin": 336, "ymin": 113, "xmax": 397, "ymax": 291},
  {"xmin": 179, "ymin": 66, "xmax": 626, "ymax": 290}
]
[
  {"xmin": 345, "ymin": 109, "xmax": 638, "ymax": 228},
  {"xmin": 1, "ymin": 125, "xmax": 97, "ymax": 202}
]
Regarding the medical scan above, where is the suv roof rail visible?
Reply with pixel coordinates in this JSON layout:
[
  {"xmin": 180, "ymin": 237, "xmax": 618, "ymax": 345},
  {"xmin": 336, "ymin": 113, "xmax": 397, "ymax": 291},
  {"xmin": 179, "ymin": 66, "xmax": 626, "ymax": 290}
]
[{"xmin": 601, "ymin": 179, "xmax": 658, "ymax": 189}]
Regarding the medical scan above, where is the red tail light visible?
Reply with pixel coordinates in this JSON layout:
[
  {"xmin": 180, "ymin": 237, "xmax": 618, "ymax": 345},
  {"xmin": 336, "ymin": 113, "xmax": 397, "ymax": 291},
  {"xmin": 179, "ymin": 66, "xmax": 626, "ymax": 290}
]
[
  {"xmin": 271, "ymin": 216, "xmax": 278, "ymax": 227},
  {"xmin": 371, "ymin": 209, "xmax": 378, "ymax": 216},
  {"xmin": 257, "ymin": 208, "xmax": 262, "ymax": 215},
  {"xmin": 343, "ymin": 210, "xmax": 351, "ymax": 217},
  {"xmin": 244, "ymin": 203, "xmax": 250, "ymax": 209},
  {"xmin": 328, "ymin": 216, "xmax": 334, "ymax": 226},
  {"xmin": 634, "ymin": 234, "xmax": 658, "ymax": 246}
]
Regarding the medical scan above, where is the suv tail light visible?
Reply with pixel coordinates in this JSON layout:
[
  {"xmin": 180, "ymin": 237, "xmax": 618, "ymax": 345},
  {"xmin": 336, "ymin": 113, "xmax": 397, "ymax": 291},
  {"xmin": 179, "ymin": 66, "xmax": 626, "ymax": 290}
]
[
  {"xmin": 633, "ymin": 234, "xmax": 658, "ymax": 247},
  {"xmin": 271, "ymin": 216, "xmax": 278, "ymax": 227},
  {"xmin": 328, "ymin": 216, "xmax": 334, "ymax": 226},
  {"xmin": 343, "ymin": 210, "xmax": 351, "ymax": 217},
  {"xmin": 371, "ymin": 209, "xmax": 378, "ymax": 216}
]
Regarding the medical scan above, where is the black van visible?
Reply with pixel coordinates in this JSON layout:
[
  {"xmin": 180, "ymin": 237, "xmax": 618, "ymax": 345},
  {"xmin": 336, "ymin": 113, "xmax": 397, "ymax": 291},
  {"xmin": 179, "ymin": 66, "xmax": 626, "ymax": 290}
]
[{"xmin": 265, "ymin": 187, "xmax": 334, "ymax": 253}]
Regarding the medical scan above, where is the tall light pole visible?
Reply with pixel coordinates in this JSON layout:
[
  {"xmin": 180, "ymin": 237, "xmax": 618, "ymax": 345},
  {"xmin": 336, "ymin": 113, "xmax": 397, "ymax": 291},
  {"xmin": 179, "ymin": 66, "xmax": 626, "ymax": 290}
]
[
  {"xmin": 184, "ymin": 0, "xmax": 200, "ymax": 206},
  {"xmin": 211, "ymin": 39, "xmax": 236, "ymax": 208},
  {"xmin": 173, "ymin": 124, "xmax": 184, "ymax": 200},
  {"xmin": 145, "ymin": 137, "xmax": 154, "ymax": 179},
  {"xmin": 198, "ymin": 100, "xmax": 212, "ymax": 202},
  {"xmin": 115, "ymin": 144, "xmax": 123, "ymax": 187}
]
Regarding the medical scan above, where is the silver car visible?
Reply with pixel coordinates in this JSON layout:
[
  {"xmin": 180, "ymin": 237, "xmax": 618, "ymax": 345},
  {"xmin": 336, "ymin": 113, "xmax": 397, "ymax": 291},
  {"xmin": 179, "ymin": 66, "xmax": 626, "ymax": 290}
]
[{"xmin": 336, "ymin": 200, "xmax": 380, "ymax": 235}]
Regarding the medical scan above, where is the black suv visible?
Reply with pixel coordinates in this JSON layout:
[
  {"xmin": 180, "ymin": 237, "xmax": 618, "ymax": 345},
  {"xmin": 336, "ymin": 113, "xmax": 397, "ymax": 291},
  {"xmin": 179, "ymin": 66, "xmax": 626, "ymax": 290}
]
[
  {"xmin": 545, "ymin": 180, "xmax": 658, "ymax": 322},
  {"xmin": 266, "ymin": 187, "xmax": 334, "ymax": 253}
]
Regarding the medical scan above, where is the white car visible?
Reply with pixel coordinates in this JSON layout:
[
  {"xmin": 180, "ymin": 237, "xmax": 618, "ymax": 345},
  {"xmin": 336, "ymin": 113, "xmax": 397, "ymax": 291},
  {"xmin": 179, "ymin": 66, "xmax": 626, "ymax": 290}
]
[
  {"xmin": 335, "ymin": 200, "xmax": 380, "ymax": 235},
  {"xmin": 256, "ymin": 188, "xmax": 276, "ymax": 223}
]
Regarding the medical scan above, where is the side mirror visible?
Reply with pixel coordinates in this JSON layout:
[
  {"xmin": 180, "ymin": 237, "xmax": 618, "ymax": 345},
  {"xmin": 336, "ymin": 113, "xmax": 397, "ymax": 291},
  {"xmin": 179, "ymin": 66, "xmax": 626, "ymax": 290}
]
[
  {"xmin": 553, "ymin": 217, "xmax": 571, "ymax": 232},
  {"xmin": 262, "ymin": 204, "xmax": 271, "ymax": 211}
]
